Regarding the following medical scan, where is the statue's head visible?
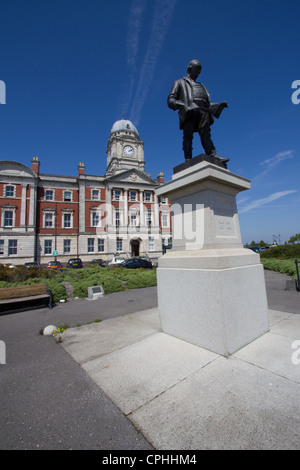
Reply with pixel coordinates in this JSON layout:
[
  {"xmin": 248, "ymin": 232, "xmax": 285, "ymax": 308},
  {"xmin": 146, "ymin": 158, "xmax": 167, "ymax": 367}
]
[{"xmin": 187, "ymin": 60, "xmax": 202, "ymax": 79}]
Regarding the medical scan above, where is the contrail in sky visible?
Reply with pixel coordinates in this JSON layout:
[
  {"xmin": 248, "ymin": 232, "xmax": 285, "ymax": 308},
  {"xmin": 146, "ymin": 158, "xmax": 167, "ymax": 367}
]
[
  {"xmin": 238, "ymin": 149, "xmax": 297, "ymax": 213},
  {"xmin": 125, "ymin": 0, "xmax": 177, "ymax": 125},
  {"xmin": 121, "ymin": 0, "xmax": 148, "ymax": 117},
  {"xmin": 239, "ymin": 190, "xmax": 297, "ymax": 213},
  {"xmin": 252, "ymin": 149, "xmax": 294, "ymax": 182}
]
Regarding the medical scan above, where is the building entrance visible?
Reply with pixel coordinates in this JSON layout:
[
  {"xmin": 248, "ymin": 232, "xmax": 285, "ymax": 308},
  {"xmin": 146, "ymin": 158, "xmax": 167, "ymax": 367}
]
[{"xmin": 130, "ymin": 239, "xmax": 140, "ymax": 257}]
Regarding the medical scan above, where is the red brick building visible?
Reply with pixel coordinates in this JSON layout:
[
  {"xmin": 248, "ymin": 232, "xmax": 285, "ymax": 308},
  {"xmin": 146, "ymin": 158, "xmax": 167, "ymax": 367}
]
[{"xmin": 0, "ymin": 120, "xmax": 172, "ymax": 265}]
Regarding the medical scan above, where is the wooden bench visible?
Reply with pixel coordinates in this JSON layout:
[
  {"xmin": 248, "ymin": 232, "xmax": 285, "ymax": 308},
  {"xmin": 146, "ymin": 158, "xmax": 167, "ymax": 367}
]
[{"xmin": 0, "ymin": 284, "xmax": 54, "ymax": 312}]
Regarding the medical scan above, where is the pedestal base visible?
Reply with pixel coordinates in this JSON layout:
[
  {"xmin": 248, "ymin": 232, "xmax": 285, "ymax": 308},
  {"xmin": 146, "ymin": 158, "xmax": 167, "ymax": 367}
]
[
  {"xmin": 156, "ymin": 161, "xmax": 269, "ymax": 357},
  {"xmin": 157, "ymin": 248, "xmax": 269, "ymax": 356}
]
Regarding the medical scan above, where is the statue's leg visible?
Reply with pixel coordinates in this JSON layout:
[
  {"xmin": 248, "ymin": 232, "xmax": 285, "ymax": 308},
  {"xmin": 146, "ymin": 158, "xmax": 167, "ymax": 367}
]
[
  {"xmin": 182, "ymin": 121, "xmax": 193, "ymax": 160},
  {"xmin": 199, "ymin": 124, "xmax": 216, "ymax": 156}
]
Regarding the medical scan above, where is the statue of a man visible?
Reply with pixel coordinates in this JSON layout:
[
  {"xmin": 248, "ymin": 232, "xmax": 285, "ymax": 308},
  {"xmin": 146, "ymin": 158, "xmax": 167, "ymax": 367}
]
[{"xmin": 167, "ymin": 59, "xmax": 228, "ymax": 162}]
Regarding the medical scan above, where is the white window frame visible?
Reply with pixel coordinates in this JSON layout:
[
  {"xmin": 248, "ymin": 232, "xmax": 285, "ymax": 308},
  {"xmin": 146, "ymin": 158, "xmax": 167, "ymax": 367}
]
[
  {"xmin": 4, "ymin": 185, "xmax": 15, "ymax": 198},
  {"xmin": 91, "ymin": 211, "xmax": 99, "ymax": 227},
  {"xmin": 144, "ymin": 192, "xmax": 152, "ymax": 202},
  {"xmin": 148, "ymin": 237, "xmax": 155, "ymax": 251},
  {"xmin": 98, "ymin": 238, "xmax": 105, "ymax": 252},
  {"xmin": 91, "ymin": 189, "xmax": 100, "ymax": 200},
  {"xmin": 129, "ymin": 191, "xmax": 137, "ymax": 202},
  {"xmin": 63, "ymin": 239, "xmax": 71, "ymax": 254},
  {"xmin": 8, "ymin": 239, "xmax": 17, "ymax": 256},
  {"xmin": 87, "ymin": 238, "xmax": 95, "ymax": 253},
  {"xmin": 130, "ymin": 211, "xmax": 138, "ymax": 226},
  {"xmin": 44, "ymin": 239, "xmax": 52, "ymax": 255},
  {"xmin": 115, "ymin": 210, "xmax": 122, "ymax": 227},
  {"xmin": 44, "ymin": 212, "xmax": 54, "ymax": 228},
  {"xmin": 0, "ymin": 239, "xmax": 4, "ymax": 255},
  {"xmin": 162, "ymin": 212, "xmax": 169, "ymax": 228},
  {"xmin": 113, "ymin": 189, "xmax": 121, "ymax": 201},
  {"xmin": 116, "ymin": 238, "xmax": 123, "ymax": 252},
  {"xmin": 45, "ymin": 189, "xmax": 54, "ymax": 201},
  {"xmin": 3, "ymin": 210, "xmax": 14, "ymax": 227},
  {"xmin": 63, "ymin": 212, "xmax": 73, "ymax": 229},
  {"xmin": 63, "ymin": 190, "xmax": 72, "ymax": 202},
  {"xmin": 146, "ymin": 211, "xmax": 152, "ymax": 227}
]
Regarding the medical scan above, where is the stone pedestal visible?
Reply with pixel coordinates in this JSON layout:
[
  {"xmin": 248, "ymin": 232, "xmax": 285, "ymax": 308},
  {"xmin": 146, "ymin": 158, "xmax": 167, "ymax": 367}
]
[{"xmin": 156, "ymin": 159, "xmax": 269, "ymax": 356}]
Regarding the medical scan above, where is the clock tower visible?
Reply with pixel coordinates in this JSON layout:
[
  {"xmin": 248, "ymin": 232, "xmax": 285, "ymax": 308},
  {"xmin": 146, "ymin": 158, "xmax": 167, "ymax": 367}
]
[{"xmin": 105, "ymin": 119, "xmax": 145, "ymax": 176}]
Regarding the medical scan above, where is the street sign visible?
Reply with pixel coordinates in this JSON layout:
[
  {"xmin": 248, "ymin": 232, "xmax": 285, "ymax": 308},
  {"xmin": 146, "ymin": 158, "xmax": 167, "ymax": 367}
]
[{"xmin": 52, "ymin": 250, "xmax": 58, "ymax": 256}]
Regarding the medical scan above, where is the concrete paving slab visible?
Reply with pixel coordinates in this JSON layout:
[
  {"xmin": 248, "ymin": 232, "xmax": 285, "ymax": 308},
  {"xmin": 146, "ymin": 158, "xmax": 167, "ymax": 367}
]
[
  {"xmin": 269, "ymin": 309, "xmax": 293, "ymax": 326},
  {"xmin": 233, "ymin": 331, "xmax": 300, "ymax": 383},
  {"xmin": 129, "ymin": 356, "xmax": 300, "ymax": 450},
  {"xmin": 82, "ymin": 332, "xmax": 218, "ymax": 415},
  {"xmin": 270, "ymin": 313, "xmax": 300, "ymax": 338},
  {"xmin": 62, "ymin": 308, "xmax": 160, "ymax": 364},
  {"xmin": 61, "ymin": 304, "xmax": 300, "ymax": 450}
]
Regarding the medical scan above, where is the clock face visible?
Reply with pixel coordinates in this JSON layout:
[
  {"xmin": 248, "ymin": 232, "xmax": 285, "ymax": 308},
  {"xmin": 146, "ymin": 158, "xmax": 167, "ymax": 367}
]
[{"xmin": 123, "ymin": 145, "xmax": 134, "ymax": 157}]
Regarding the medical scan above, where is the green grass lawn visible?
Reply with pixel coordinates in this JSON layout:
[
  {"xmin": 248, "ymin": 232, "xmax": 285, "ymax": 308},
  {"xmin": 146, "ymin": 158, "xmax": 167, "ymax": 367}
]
[{"xmin": 260, "ymin": 258, "xmax": 298, "ymax": 278}]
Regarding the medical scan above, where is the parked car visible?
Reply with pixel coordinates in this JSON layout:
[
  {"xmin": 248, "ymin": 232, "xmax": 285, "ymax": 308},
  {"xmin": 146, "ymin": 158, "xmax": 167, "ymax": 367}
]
[
  {"xmin": 108, "ymin": 256, "xmax": 126, "ymax": 267},
  {"xmin": 24, "ymin": 262, "xmax": 40, "ymax": 267},
  {"xmin": 89, "ymin": 259, "xmax": 105, "ymax": 266},
  {"xmin": 246, "ymin": 246, "xmax": 260, "ymax": 253},
  {"xmin": 46, "ymin": 261, "xmax": 62, "ymax": 269},
  {"xmin": 121, "ymin": 258, "xmax": 153, "ymax": 269},
  {"xmin": 67, "ymin": 258, "xmax": 83, "ymax": 268}
]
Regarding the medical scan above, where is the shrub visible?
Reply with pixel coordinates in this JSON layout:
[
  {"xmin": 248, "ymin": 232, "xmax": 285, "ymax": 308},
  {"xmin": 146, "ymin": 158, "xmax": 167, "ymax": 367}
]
[
  {"xmin": 260, "ymin": 244, "xmax": 300, "ymax": 259},
  {"xmin": 115, "ymin": 268, "xmax": 157, "ymax": 289},
  {"xmin": 0, "ymin": 265, "xmax": 158, "ymax": 302}
]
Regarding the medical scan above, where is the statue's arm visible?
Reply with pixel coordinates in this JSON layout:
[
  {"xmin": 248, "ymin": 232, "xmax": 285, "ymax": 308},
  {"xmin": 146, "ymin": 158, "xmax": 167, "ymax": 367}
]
[{"xmin": 167, "ymin": 80, "xmax": 185, "ymax": 110}]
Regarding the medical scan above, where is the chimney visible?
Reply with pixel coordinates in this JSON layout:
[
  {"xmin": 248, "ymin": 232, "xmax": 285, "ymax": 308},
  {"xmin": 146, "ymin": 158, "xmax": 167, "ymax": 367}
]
[
  {"xmin": 157, "ymin": 171, "xmax": 164, "ymax": 183},
  {"xmin": 32, "ymin": 156, "xmax": 40, "ymax": 173},
  {"xmin": 78, "ymin": 162, "xmax": 85, "ymax": 175}
]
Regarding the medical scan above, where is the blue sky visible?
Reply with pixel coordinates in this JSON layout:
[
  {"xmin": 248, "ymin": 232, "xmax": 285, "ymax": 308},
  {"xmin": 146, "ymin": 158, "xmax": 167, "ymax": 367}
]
[{"xmin": 1, "ymin": 0, "xmax": 299, "ymax": 244}]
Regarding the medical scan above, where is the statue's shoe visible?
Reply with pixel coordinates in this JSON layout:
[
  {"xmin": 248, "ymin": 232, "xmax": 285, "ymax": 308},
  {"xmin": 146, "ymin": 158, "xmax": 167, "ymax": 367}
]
[{"xmin": 213, "ymin": 154, "xmax": 229, "ymax": 163}]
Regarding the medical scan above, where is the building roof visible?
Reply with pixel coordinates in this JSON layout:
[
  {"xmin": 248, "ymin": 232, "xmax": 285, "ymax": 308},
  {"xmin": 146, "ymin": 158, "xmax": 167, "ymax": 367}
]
[{"xmin": 110, "ymin": 119, "xmax": 139, "ymax": 137}]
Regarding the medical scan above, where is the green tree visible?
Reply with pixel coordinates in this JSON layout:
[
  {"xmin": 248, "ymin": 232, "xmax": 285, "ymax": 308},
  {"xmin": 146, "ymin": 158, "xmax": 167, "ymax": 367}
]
[{"xmin": 288, "ymin": 233, "xmax": 300, "ymax": 244}]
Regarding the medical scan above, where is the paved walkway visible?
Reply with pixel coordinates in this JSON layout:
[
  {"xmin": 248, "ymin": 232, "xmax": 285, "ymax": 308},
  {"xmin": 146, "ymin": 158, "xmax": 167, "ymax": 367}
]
[{"xmin": 0, "ymin": 270, "xmax": 299, "ymax": 449}]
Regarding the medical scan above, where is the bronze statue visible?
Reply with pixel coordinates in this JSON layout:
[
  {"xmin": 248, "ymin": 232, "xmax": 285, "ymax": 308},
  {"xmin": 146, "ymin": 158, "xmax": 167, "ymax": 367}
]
[{"xmin": 167, "ymin": 59, "xmax": 228, "ymax": 162}]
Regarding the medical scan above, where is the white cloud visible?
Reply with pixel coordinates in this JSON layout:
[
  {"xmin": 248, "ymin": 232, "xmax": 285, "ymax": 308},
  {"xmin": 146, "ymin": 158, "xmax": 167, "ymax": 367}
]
[{"xmin": 239, "ymin": 190, "xmax": 297, "ymax": 214}]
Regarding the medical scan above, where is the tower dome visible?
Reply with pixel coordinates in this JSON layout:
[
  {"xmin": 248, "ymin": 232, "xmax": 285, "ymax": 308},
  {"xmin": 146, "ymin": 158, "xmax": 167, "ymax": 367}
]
[
  {"xmin": 110, "ymin": 119, "xmax": 139, "ymax": 137},
  {"xmin": 106, "ymin": 118, "xmax": 144, "ymax": 176}
]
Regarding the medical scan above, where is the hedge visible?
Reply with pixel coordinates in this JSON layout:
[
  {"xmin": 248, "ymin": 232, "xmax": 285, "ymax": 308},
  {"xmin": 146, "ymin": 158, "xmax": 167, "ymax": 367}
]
[{"xmin": 260, "ymin": 244, "xmax": 300, "ymax": 259}]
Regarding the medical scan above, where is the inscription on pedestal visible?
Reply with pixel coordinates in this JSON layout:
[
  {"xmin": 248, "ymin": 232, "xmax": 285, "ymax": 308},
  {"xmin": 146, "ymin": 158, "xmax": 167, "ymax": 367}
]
[
  {"xmin": 216, "ymin": 217, "xmax": 235, "ymax": 236},
  {"xmin": 213, "ymin": 197, "xmax": 237, "ymax": 238}
]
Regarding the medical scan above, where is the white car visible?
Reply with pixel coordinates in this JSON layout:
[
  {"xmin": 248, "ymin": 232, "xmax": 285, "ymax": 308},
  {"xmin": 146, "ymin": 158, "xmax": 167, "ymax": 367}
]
[{"xmin": 107, "ymin": 256, "xmax": 125, "ymax": 267}]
